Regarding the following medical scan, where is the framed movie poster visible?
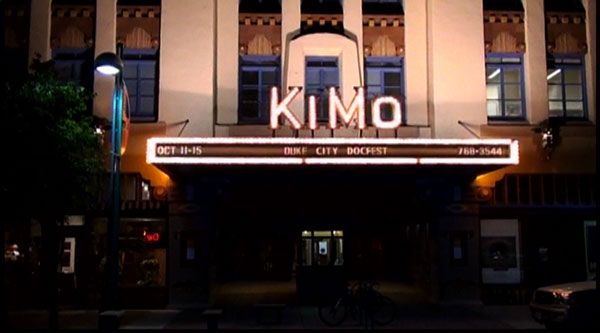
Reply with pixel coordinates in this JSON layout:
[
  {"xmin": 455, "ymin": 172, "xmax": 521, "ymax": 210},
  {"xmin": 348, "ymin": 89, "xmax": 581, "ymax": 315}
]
[
  {"xmin": 481, "ymin": 237, "xmax": 517, "ymax": 271},
  {"xmin": 480, "ymin": 219, "xmax": 521, "ymax": 284}
]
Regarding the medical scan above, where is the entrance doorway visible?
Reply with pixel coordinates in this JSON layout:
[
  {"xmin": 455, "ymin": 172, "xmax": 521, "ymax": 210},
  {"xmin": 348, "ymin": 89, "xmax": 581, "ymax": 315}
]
[
  {"xmin": 300, "ymin": 230, "xmax": 344, "ymax": 267},
  {"xmin": 297, "ymin": 230, "xmax": 345, "ymax": 303}
]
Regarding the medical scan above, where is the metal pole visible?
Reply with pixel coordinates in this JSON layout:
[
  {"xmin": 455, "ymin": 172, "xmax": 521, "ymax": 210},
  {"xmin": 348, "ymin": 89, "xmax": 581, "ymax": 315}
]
[{"xmin": 105, "ymin": 44, "xmax": 124, "ymax": 311}]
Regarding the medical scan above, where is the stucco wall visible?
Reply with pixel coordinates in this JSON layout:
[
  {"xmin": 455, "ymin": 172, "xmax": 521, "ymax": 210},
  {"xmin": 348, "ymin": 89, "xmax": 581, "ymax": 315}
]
[
  {"xmin": 523, "ymin": 0, "xmax": 548, "ymax": 125},
  {"xmin": 429, "ymin": 0, "xmax": 487, "ymax": 138},
  {"xmin": 282, "ymin": 0, "xmax": 301, "ymax": 88},
  {"xmin": 404, "ymin": 0, "xmax": 429, "ymax": 126},
  {"xmin": 93, "ymin": 0, "xmax": 117, "ymax": 121},
  {"xmin": 583, "ymin": 0, "xmax": 596, "ymax": 124},
  {"xmin": 216, "ymin": 0, "xmax": 239, "ymax": 125},
  {"xmin": 343, "ymin": 0, "xmax": 364, "ymax": 86},
  {"xmin": 160, "ymin": 0, "xmax": 215, "ymax": 137},
  {"xmin": 28, "ymin": 0, "xmax": 51, "ymax": 64}
]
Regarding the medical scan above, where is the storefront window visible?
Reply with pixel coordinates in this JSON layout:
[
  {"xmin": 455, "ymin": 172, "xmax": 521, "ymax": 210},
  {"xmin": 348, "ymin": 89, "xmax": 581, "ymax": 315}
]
[
  {"xmin": 119, "ymin": 219, "xmax": 166, "ymax": 287},
  {"xmin": 94, "ymin": 218, "xmax": 167, "ymax": 288},
  {"xmin": 301, "ymin": 230, "xmax": 344, "ymax": 266}
]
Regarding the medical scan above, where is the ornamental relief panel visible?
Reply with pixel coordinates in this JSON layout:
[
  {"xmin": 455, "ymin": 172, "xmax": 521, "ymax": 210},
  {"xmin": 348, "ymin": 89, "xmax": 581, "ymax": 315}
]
[
  {"xmin": 490, "ymin": 32, "xmax": 518, "ymax": 53},
  {"xmin": 363, "ymin": 15, "xmax": 404, "ymax": 57},
  {"xmin": 483, "ymin": 11, "xmax": 525, "ymax": 54},
  {"xmin": 122, "ymin": 27, "xmax": 154, "ymax": 49},
  {"xmin": 247, "ymin": 34, "xmax": 273, "ymax": 56},
  {"xmin": 117, "ymin": 6, "xmax": 160, "ymax": 49},
  {"xmin": 239, "ymin": 13, "xmax": 282, "ymax": 56},
  {"xmin": 370, "ymin": 35, "xmax": 397, "ymax": 57},
  {"xmin": 51, "ymin": 5, "xmax": 94, "ymax": 49},
  {"xmin": 546, "ymin": 13, "xmax": 587, "ymax": 54}
]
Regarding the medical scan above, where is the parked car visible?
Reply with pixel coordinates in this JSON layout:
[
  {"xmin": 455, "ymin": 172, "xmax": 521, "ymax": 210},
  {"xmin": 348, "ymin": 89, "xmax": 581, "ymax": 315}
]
[{"xmin": 530, "ymin": 280, "xmax": 599, "ymax": 329}]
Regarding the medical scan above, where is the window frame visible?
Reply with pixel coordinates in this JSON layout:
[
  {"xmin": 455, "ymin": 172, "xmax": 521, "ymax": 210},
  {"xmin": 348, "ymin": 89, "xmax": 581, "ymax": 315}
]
[
  {"xmin": 304, "ymin": 56, "xmax": 340, "ymax": 123},
  {"xmin": 238, "ymin": 55, "xmax": 281, "ymax": 124},
  {"xmin": 52, "ymin": 47, "xmax": 94, "ymax": 88},
  {"xmin": 122, "ymin": 48, "xmax": 159, "ymax": 123},
  {"xmin": 364, "ymin": 56, "xmax": 405, "ymax": 124},
  {"xmin": 547, "ymin": 54, "xmax": 588, "ymax": 120},
  {"xmin": 485, "ymin": 53, "xmax": 526, "ymax": 121}
]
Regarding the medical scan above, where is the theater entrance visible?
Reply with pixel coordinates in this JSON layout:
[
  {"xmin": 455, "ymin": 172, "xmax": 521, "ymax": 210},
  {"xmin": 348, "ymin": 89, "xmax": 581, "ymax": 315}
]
[{"xmin": 297, "ymin": 230, "xmax": 346, "ymax": 302}]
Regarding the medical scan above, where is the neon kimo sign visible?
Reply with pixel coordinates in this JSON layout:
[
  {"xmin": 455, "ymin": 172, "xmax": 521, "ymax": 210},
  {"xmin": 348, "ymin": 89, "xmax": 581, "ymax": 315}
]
[{"xmin": 270, "ymin": 87, "xmax": 402, "ymax": 130}]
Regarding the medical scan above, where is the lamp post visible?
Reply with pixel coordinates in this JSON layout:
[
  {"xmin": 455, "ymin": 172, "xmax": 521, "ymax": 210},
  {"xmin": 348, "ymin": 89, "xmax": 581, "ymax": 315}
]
[{"xmin": 94, "ymin": 44, "xmax": 125, "ymax": 311}]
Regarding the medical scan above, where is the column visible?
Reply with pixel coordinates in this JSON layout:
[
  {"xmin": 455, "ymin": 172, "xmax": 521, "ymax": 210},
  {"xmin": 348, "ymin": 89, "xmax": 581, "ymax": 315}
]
[
  {"xmin": 281, "ymin": 0, "xmax": 301, "ymax": 89},
  {"xmin": 404, "ymin": 0, "xmax": 429, "ymax": 126},
  {"xmin": 429, "ymin": 0, "xmax": 487, "ymax": 138},
  {"xmin": 93, "ymin": 0, "xmax": 117, "ymax": 120},
  {"xmin": 160, "ymin": 0, "xmax": 215, "ymax": 136},
  {"xmin": 216, "ymin": 0, "xmax": 239, "ymax": 125},
  {"xmin": 583, "ymin": 0, "xmax": 596, "ymax": 123},
  {"xmin": 522, "ymin": 0, "xmax": 548, "ymax": 125},
  {"xmin": 28, "ymin": 0, "xmax": 51, "ymax": 63},
  {"xmin": 343, "ymin": 0, "xmax": 364, "ymax": 86}
]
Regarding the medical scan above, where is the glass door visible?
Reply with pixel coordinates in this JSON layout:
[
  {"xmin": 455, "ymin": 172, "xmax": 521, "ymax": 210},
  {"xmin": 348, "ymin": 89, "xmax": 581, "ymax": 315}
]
[{"xmin": 301, "ymin": 230, "xmax": 343, "ymax": 267}]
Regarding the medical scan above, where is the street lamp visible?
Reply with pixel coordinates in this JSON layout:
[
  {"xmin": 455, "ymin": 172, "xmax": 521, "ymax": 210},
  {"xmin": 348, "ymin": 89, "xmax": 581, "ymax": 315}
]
[{"xmin": 94, "ymin": 44, "xmax": 125, "ymax": 312}]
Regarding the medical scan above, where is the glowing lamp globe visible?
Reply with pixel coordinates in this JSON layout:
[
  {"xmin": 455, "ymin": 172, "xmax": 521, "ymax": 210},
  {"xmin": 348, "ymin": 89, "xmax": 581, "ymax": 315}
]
[{"xmin": 94, "ymin": 52, "xmax": 124, "ymax": 76}]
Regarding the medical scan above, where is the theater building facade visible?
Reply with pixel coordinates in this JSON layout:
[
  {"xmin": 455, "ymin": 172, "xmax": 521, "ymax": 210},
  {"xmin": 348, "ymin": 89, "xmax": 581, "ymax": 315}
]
[{"xmin": 6, "ymin": 0, "xmax": 596, "ymax": 307}]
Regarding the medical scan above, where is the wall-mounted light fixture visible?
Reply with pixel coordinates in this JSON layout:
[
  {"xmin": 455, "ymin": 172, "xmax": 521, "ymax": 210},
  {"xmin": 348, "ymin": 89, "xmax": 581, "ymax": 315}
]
[{"xmin": 533, "ymin": 117, "xmax": 564, "ymax": 160}]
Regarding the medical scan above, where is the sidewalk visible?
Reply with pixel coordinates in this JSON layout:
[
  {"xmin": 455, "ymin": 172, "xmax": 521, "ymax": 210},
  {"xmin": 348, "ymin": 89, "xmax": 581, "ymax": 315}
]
[{"xmin": 7, "ymin": 305, "xmax": 544, "ymax": 330}]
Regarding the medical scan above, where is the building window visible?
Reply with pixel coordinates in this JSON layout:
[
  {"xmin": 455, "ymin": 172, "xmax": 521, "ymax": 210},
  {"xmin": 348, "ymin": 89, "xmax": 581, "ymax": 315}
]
[
  {"xmin": 547, "ymin": 56, "xmax": 586, "ymax": 119},
  {"xmin": 486, "ymin": 54, "xmax": 525, "ymax": 120},
  {"xmin": 52, "ymin": 48, "xmax": 94, "ymax": 89},
  {"xmin": 365, "ymin": 56, "xmax": 404, "ymax": 123},
  {"xmin": 305, "ymin": 56, "xmax": 339, "ymax": 123},
  {"xmin": 239, "ymin": 55, "xmax": 280, "ymax": 124},
  {"xmin": 122, "ymin": 49, "xmax": 158, "ymax": 122}
]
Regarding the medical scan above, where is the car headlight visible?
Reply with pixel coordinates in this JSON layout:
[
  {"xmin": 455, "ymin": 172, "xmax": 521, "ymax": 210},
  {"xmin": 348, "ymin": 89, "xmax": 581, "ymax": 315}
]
[{"xmin": 553, "ymin": 290, "xmax": 572, "ymax": 304}]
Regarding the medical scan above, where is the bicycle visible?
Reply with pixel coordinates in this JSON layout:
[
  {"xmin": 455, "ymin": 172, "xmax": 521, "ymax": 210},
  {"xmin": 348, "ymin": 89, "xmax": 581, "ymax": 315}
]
[{"xmin": 318, "ymin": 280, "xmax": 397, "ymax": 327}]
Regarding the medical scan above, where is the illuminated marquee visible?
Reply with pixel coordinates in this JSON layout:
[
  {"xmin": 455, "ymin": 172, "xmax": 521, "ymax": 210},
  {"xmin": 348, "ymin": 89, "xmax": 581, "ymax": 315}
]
[
  {"xmin": 270, "ymin": 87, "xmax": 402, "ymax": 130},
  {"xmin": 147, "ymin": 137, "xmax": 519, "ymax": 166}
]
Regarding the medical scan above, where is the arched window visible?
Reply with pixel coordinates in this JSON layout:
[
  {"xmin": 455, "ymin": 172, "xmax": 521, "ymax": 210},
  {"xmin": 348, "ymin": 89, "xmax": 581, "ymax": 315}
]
[
  {"xmin": 117, "ymin": 0, "xmax": 161, "ymax": 122},
  {"xmin": 238, "ymin": 0, "xmax": 282, "ymax": 124},
  {"xmin": 544, "ymin": 0, "xmax": 587, "ymax": 119},
  {"xmin": 483, "ymin": 0, "xmax": 525, "ymax": 120},
  {"xmin": 363, "ymin": 1, "xmax": 405, "ymax": 124}
]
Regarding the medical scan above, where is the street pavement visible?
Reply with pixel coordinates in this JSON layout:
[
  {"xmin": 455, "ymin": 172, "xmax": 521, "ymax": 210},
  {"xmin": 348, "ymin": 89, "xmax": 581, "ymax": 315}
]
[{"xmin": 6, "ymin": 304, "xmax": 545, "ymax": 330}]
